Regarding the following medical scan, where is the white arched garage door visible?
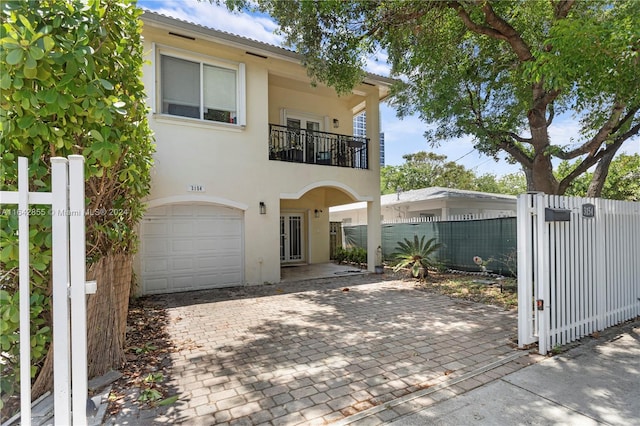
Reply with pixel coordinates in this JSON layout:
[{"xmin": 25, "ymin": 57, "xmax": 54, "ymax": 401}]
[{"xmin": 140, "ymin": 203, "xmax": 243, "ymax": 294}]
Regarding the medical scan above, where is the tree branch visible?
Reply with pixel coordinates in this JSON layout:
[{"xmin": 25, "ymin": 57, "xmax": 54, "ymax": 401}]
[
  {"xmin": 496, "ymin": 137, "xmax": 533, "ymax": 168},
  {"xmin": 557, "ymin": 133, "xmax": 628, "ymax": 193},
  {"xmin": 448, "ymin": 1, "xmax": 508, "ymax": 40},
  {"xmin": 480, "ymin": 2, "xmax": 535, "ymax": 62},
  {"xmin": 552, "ymin": 0, "xmax": 575, "ymax": 19},
  {"xmin": 505, "ymin": 131, "xmax": 532, "ymax": 144},
  {"xmin": 546, "ymin": 102, "xmax": 555, "ymax": 127},
  {"xmin": 556, "ymin": 102, "xmax": 627, "ymax": 159}
]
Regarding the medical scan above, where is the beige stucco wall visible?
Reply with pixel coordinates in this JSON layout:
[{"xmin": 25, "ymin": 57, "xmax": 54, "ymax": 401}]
[{"xmin": 136, "ymin": 24, "xmax": 384, "ymax": 286}]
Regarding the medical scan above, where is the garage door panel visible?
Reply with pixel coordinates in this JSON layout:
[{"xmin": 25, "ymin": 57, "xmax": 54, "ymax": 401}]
[
  {"xmin": 143, "ymin": 222, "xmax": 169, "ymax": 235},
  {"xmin": 146, "ymin": 205, "xmax": 169, "ymax": 216},
  {"xmin": 171, "ymin": 204, "xmax": 197, "ymax": 216},
  {"xmin": 171, "ymin": 239, "xmax": 194, "ymax": 254},
  {"xmin": 145, "ymin": 277, "xmax": 168, "ymax": 292},
  {"xmin": 143, "ymin": 238, "xmax": 169, "ymax": 256},
  {"xmin": 171, "ymin": 221, "xmax": 194, "ymax": 236},
  {"xmin": 141, "ymin": 203, "xmax": 244, "ymax": 294},
  {"xmin": 196, "ymin": 256, "xmax": 240, "ymax": 269},
  {"xmin": 197, "ymin": 237, "xmax": 241, "ymax": 251},
  {"xmin": 170, "ymin": 257, "xmax": 194, "ymax": 270},
  {"xmin": 144, "ymin": 258, "xmax": 168, "ymax": 273}
]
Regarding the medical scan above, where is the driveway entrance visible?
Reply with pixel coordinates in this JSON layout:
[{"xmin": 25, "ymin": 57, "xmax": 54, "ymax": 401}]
[{"xmin": 111, "ymin": 275, "xmax": 530, "ymax": 424}]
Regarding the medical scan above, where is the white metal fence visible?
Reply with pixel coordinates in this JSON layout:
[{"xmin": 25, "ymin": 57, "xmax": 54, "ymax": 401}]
[
  {"xmin": 0, "ymin": 156, "xmax": 90, "ymax": 425},
  {"xmin": 517, "ymin": 193, "xmax": 640, "ymax": 355}
]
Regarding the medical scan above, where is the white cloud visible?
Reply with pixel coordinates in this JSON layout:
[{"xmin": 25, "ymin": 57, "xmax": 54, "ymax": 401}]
[{"xmin": 139, "ymin": 0, "xmax": 283, "ymax": 45}]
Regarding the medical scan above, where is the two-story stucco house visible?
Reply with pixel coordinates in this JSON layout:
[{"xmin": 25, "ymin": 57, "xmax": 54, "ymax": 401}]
[{"xmin": 136, "ymin": 11, "xmax": 393, "ymax": 294}]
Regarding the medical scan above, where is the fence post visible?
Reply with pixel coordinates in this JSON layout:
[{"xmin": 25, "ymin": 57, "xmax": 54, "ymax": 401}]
[
  {"xmin": 517, "ymin": 194, "xmax": 535, "ymax": 347},
  {"xmin": 51, "ymin": 157, "xmax": 71, "ymax": 424},
  {"xmin": 69, "ymin": 155, "xmax": 88, "ymax": 425},
  {"xmin": 18, "ymin": 157, "xmax": 32, "ymax": 426},
  {"xmin": 535, "ymin": 193, "xmax": 550, "ymax": 355}
]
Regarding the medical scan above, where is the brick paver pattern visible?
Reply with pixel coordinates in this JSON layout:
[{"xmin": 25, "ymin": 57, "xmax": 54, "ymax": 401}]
[{"xmin": 137, "ymin": 275, "xmax": 518, "ymax": 425}]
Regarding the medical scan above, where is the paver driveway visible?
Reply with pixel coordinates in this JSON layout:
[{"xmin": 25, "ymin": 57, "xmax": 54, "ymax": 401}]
[{"xmin": 112, "ymin": 274, "xmax": 528, "ymax": 425}]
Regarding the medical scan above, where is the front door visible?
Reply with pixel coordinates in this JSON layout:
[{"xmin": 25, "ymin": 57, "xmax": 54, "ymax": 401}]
[{"xmin": 280, "ymin": 213, "xmax": 304, "ymax": 263}]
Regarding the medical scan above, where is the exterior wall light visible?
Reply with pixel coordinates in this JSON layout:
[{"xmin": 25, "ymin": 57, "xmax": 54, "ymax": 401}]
[
  {"xmin": 314, "ymin": 208, "xmax": 323, "ymax": 218},
  {"xmin": 259, "ymin": 202, "xmax": 266, "ymax": 214},
  {"xmin": 332, "ymin": 118, "xmax": 339, "ymax": 128}
]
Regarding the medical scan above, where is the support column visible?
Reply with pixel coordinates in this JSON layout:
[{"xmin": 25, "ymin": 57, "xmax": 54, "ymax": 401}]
[{"xmin": 365, "ymin": 93, "xmax": 381, "ymax": 271}]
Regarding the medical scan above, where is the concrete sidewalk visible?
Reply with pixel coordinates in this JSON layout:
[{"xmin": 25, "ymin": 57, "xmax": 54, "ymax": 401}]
[{"xmin": 387, "ymin": 318, "xmax": 640, "ymax": 426}]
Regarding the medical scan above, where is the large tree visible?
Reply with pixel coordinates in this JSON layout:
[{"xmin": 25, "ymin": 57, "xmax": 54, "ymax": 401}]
[
  {"xmin": 380, "ymin": 151, "xmax": 528, "ymax": 195},
  {"xmin": 224, "ymin": 0, "xmax": 640, "ymax": 196},
  {"xmin": 381, "ymin": 152, "xmax": 476, "ymax": 193}
]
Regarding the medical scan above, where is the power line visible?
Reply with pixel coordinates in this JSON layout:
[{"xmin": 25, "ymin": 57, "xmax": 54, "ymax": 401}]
[{"xmin": 450, "ymin": 149, "xmax": 475, "ymax": 163}]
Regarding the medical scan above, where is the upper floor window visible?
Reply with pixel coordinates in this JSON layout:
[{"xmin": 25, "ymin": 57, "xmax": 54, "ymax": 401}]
[{"xmin": 159, "ymin": 51, "xmax": 246, "ymax": 126}]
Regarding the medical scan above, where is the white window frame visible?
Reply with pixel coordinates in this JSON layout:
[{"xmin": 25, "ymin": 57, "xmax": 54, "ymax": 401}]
[
  {"xmin": 154, "ymin": 44, "xmax": 246, "ymax": 127},
  {"xmin": 279, "ymin": 108, "xmax": 328, "ymax": 131}
]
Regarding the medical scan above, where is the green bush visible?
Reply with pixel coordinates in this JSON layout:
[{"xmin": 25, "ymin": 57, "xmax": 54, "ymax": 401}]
[{"xmin": 334, "ymin": 247, "xmax": 367, "ymax": 265}]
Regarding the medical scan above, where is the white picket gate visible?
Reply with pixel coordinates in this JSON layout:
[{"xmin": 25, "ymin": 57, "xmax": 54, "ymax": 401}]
[
  {"xmin": 517, "ymin": 193, "xmax": 640, "ymax": 355},
  {"xmin": 0, "ymin": 156, "xmax": 90, "ymax": 425}
]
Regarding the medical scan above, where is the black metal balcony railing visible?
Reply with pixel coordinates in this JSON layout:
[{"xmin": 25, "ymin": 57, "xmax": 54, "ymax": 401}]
[{"xmin": 269, "ymin": 124, "xmax": 368, "ymax": 169}]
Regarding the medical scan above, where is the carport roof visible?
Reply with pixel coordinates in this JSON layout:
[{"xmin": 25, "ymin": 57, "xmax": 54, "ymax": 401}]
[{"xmin": 331, "ymin": 187, "xmax": 517, "ymax": 212}]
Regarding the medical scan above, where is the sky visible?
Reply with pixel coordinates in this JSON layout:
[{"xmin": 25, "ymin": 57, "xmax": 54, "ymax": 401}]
[{"xmin": 138, "ymin": 0, "xmax": 640, "ymax": 177}]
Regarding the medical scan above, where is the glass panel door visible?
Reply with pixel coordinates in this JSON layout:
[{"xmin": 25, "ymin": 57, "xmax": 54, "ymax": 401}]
[
  {"xmin": 280, "ymin": 213, "xmax": 304, "ymax": 263},
  {"xmin": 285, "ymin": 114, "xmax": 322, "ymax": 163}
]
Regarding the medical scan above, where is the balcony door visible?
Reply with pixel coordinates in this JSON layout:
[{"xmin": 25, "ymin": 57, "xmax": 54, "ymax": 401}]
[
  {"xmin": 285, "ymin": 112, "xmax": 323, "ymax": 163},
  {"xmin": 280, "ymin": 213, "xmax": 305, "ymax": 263}
]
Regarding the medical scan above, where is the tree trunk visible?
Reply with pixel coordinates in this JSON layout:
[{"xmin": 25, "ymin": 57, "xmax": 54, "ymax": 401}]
[
  {"xmin": 86, "ymin": 254, "xmax": 132, "ymax": 378},
  {"xmin": 530, "ymin": 152, "xmax": 559, "ymax": 194},
  {"xmin": 586, "ymin": 149, "xmax": 616, "ymax": 197},
  {"xmin": 526, "ymin": 101, "xmax": 560, "ymax": 194},
  {"xmin": 31, "ymin": 253, "xmax": 133, "ymax": 399}
]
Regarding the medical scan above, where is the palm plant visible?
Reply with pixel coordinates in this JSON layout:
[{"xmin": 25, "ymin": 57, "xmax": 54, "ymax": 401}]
[{"xmin": 392, "ymin": 235, "xmax": 443, "ymax": 278}]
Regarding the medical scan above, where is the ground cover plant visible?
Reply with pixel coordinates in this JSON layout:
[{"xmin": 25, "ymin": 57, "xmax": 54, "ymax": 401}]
[{"xmin": 409, "ymin": 271, "xmax": 518, "ymax": 311}]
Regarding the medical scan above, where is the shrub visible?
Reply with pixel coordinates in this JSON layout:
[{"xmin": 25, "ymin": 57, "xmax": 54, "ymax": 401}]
[
  {"xmin": 392, "ymin": 235, "xmax": 443, "ymax": 278},
  {"xmin": 334, "ymin": 246, "xmax": 367, "ymax": 265}
]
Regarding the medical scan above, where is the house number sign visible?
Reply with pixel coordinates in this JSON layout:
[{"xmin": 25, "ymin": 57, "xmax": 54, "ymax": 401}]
[
  {"xmin": 187, "ymin": 184, "xmax": 205, "ymax": 192},
  {"xmin": 582, "ymin": 203, "xmax": 595, "ymax": 218}
]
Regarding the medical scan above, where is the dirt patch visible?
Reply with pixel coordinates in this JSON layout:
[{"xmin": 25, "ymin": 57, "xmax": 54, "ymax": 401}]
[
  {"xmin": 106, "ymin": 297, "xmax": 178, "ymax": 417},
  {"xmin": 403, "ymin": 271, "xmax": 518, "ymax": 310}
]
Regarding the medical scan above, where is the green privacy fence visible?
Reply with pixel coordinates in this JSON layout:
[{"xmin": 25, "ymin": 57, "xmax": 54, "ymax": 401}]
[{"xmin": 342, "ymin": 217, "xmax": 518, "ymax": 275}]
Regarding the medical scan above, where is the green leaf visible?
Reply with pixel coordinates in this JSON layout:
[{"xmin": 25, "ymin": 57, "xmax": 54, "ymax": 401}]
[
  {"xmin": 18, "ymin": 14, "xmax": 34, "ymax": 32},
  {"xmin": 5, "ymin": 48, "xmax": 24, "ymax": 65},
  {"xmin": 24, "ymin": 66, "xmax": 37, "ymax": 79},
  {"xmin": 42, "ymin": 35, "xmax": 55, "ymax": 51},
  {"xmin": 29, "ymin": 46, "xmax": 44, "ymax": 60},
  {"xmin": 99, "ymin": 79, "xmax": 114, "ymax": 90},
  {"xmin": 157, "ymin": 395, "xmax": 179, "ymax": 406},
  {"xmin": 36, "ymin": 67, "xmax": 51, "ymax": 81},
  {"xmin": 44, "ymin": 90, "xmax": 57, "ymax": 104},
  {"xmin": 0, "ymin": 73, "xmax": 11, "ymax": 90},
  {"xmin": 90, "ymin": 129, "xmax": 104, "ymax": 142},
  {"xmin": 25, "ymin": 54, "xmax": 37, "ymax": 70}
]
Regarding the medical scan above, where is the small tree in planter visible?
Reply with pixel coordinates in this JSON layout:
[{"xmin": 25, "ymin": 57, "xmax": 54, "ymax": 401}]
[{"xmin": 392, "ymin": 235, "xmax": 442, "ymax": 279}]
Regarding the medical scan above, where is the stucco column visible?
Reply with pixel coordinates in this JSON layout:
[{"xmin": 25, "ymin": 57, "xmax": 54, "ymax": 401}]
[
  {"xmin": 441, "ymin": 207, "xmax": 450, "ymax": 221},
  {"xmin": 367, "ymin": 200, "xmax": 381, "ymax": 270},
  {"xmin": 365, "ymin": 93, "xmax": 381, "ymax": 271}
]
